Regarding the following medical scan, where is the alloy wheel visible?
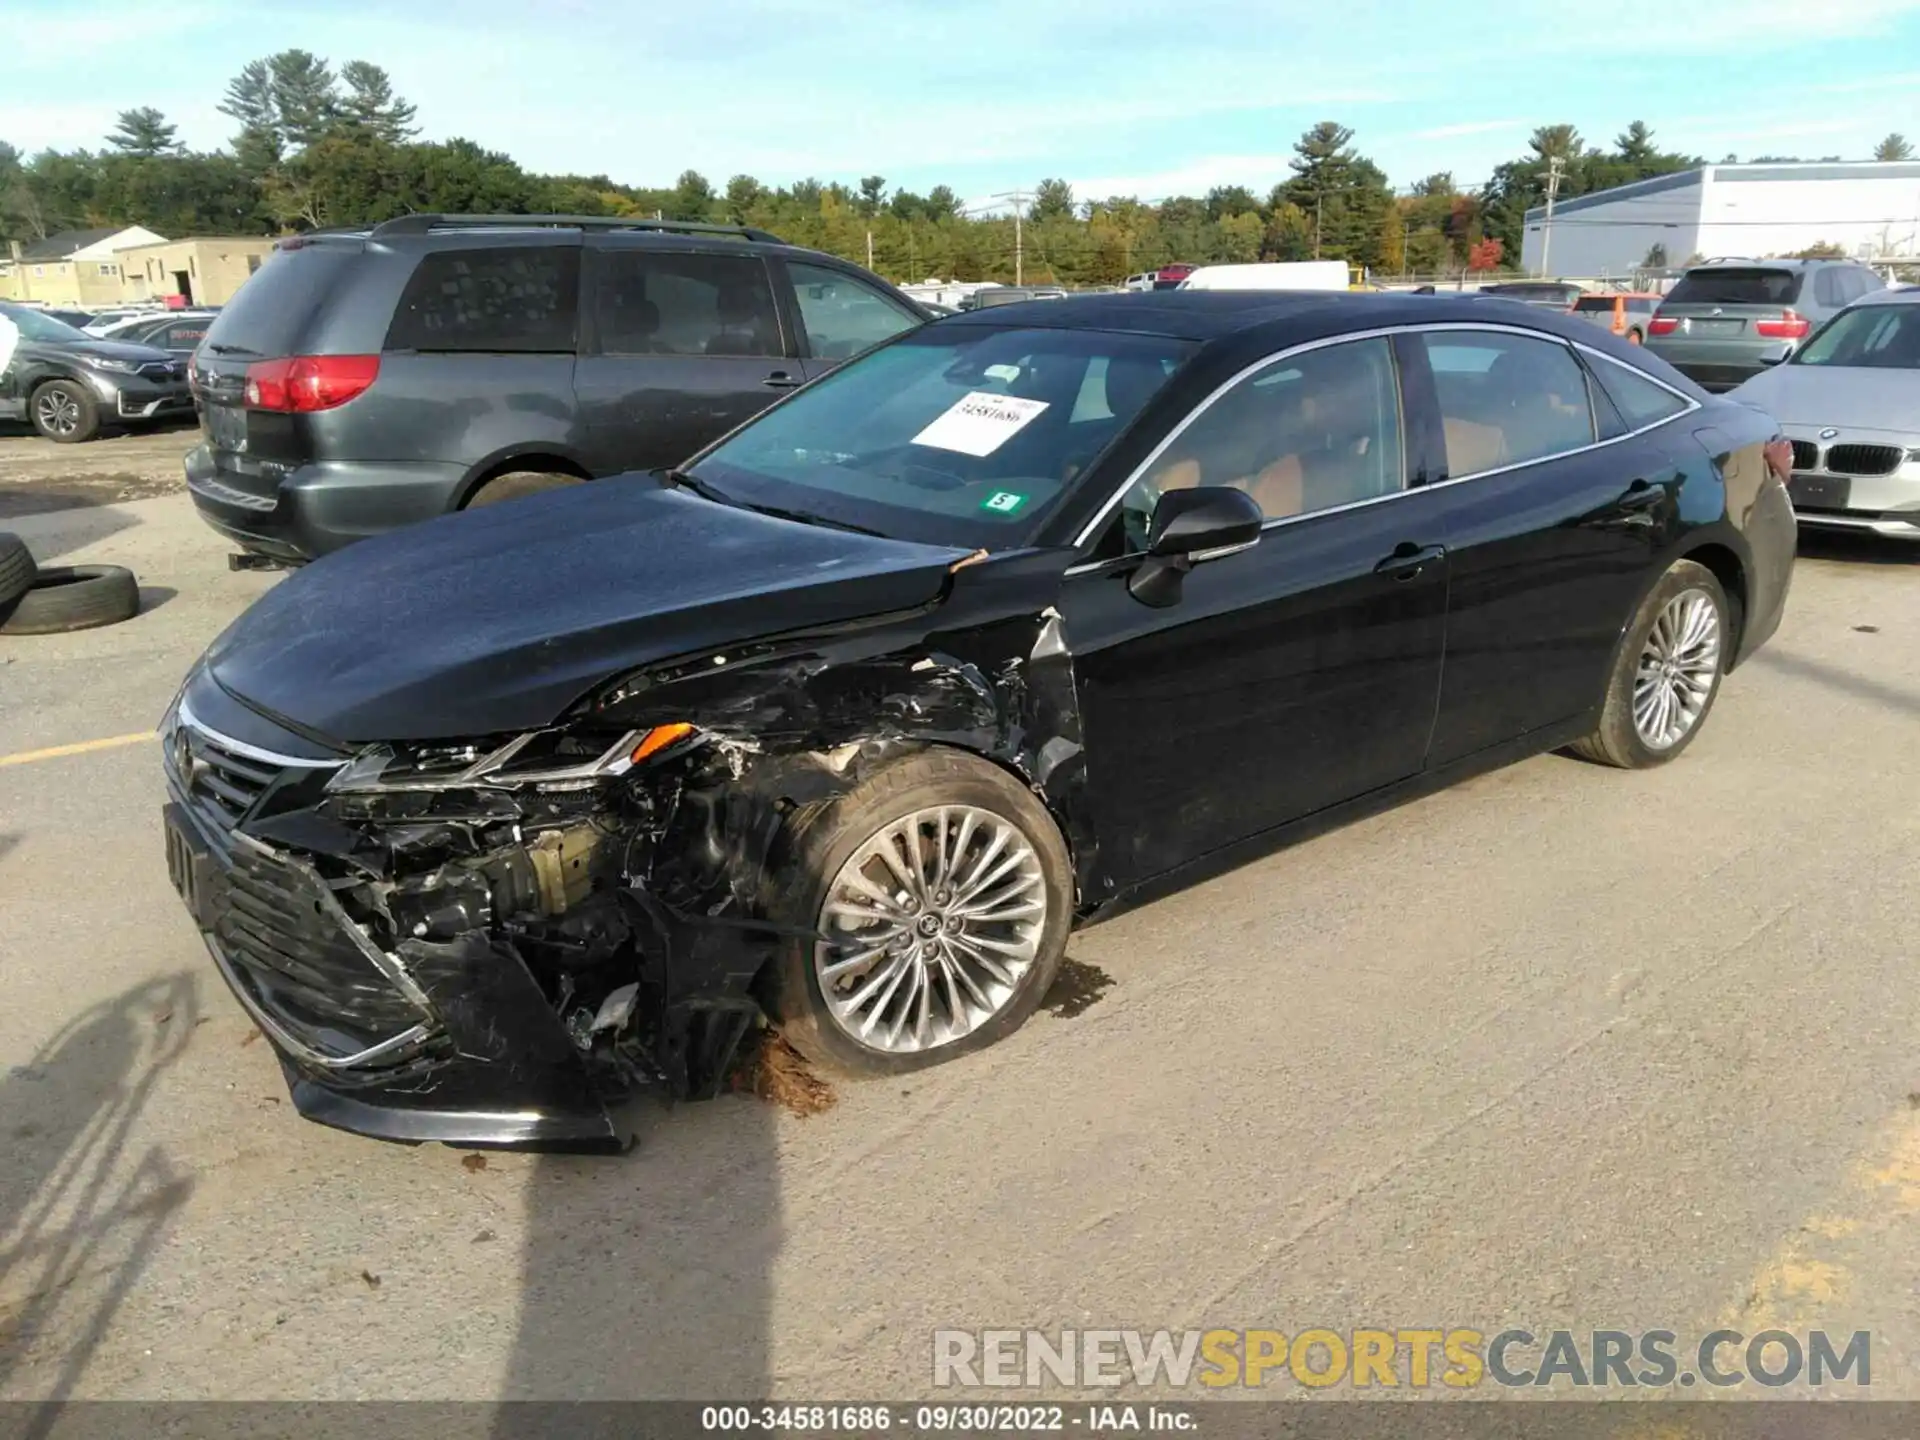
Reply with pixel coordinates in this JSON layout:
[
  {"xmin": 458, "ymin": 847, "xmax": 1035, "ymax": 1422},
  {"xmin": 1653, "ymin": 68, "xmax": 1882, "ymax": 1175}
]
[
  {"xmin": 814, "ymin": 805, "xmax": 1048, "ymax": 1054},
  {"xmin": 1633, "ymin": 588, "xmax": 1721, "ymax": 750},
  {"xmin": 34, "ymin": 390, "xmax": 80, "ymax": 438}
]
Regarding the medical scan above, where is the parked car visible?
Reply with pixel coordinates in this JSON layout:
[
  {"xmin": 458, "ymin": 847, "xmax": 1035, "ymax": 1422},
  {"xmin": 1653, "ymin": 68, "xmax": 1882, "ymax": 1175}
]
[
  {"xmin": 1473, "ymin": 281, "xmax": 1584, "ymax": 309},
  {"xmin": 183, "ymin": 214, "xmax": 930, "ymax": 562},
  {"xmin": 961, "ymin": 287, "xmax": 1068, "ymax": 309},
  {"xmin": 92, "ymin": 310, "xmax": 220, "ymax": 354},
  {"xmin": 0, "ymin": 301, "xmax": 193, "ymax": 442},
  {"xmin": 1571, "ymin": 292, "xmax": 1662, "ymax": 344},
  {"xmin": 1727, "ymin": 286, "xmax": 1920, "ymax": 541},
  {"xmin": 1645, "ymin": 258, "xmax": 1885, "ymax": 391},
  {"xmin": 38, "ymin": 308, "xmax": 98, "ymax": 329},
  {"xmin": 1177, "ymin": 261, "xmax": 1350, "ymax": 292},
  {"xmin": 160, "ymin": 290, "xmax": 1795, "ymax": 1150},
  {"xmin": 81, "ymin": 306, "xmax": 169, "ymax": 336}
]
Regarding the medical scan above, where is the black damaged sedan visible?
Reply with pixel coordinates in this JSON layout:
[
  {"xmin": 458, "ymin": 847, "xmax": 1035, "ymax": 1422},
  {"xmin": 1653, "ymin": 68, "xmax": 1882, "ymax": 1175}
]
[{"xmin": 161, "ymin": 292, "xmax": 1797, "ymax": 1151}]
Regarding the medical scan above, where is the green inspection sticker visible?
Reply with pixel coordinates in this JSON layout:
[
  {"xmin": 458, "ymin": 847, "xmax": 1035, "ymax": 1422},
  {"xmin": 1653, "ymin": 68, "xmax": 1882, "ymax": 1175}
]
[{"xmin": 981, "ymin": 490, "xmax": 1028, "ymax": 515}]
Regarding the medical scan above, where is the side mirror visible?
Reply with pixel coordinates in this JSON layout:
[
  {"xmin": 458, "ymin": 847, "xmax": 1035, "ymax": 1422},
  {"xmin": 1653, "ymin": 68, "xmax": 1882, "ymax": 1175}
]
[
  {"xmin": 1757, "ymin": 342, "xmax": 1791, "ymax": 367},
  {"xmin": 1128, "ymin": 486, "xmax": 1264, "ymax": 606}
]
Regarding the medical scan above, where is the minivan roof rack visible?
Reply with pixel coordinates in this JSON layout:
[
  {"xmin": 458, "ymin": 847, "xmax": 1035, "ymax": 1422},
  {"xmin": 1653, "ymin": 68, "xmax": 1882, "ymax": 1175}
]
[{"xmin": 366, "ymin": 213, "xmax": 787, "ymax": 244}]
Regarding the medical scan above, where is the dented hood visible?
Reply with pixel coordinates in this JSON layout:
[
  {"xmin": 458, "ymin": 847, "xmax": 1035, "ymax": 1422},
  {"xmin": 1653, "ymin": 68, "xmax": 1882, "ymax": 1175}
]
[{"xmin": 206, "ymin": 478, "xmax": 974, "ymax": 743}]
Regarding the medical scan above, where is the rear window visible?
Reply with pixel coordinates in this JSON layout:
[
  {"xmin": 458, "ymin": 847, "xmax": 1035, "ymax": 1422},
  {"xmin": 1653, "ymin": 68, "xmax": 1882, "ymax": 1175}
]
[
  {"xmin": 201, "ymin": 244, "xmax": 358, "ymax": 357},
  {"xmin": 1666, "ymin": 268, "xmax": 1803, "ymax": 306},
  {"xmin": 1573, "ymin": 296, "xmax": 1618, "ymax": 313},
  {"xmin": 386, "ymin": 246, "xmax": 580, "ymax": 354}
]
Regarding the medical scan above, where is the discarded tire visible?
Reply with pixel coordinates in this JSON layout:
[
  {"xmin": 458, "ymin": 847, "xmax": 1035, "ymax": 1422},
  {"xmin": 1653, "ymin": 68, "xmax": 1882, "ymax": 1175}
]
[
  {"xmin": 0, "ymin": 532, "xmax": 35, "ymax": 608},
  {"xmin": 0, "ymin": 564, "xmax": 141, "ymax": 635}
]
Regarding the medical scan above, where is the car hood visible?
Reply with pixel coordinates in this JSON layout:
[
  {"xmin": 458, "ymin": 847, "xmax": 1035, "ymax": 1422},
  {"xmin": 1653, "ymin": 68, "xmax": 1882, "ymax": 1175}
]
[
  {"xmin": 1728, "ymin": 365, "xmax": 1920, "ymax": 437},
  {"xmin": 205, "ymin": 478, "xmax": 976, "ymax": 744},
  {"xmin": 22, "ymin": 335, "xmax": 174, "ymax": 364}
]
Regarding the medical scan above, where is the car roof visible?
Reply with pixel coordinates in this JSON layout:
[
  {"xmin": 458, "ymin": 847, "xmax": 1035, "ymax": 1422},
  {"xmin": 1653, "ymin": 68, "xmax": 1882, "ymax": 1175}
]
[
  {"xmin": 935, "ymin": 290, "xmax": 1598, "ymax": 344},
  {"xmin": 1849, "ymin": 286, "xmax": 1920, "ymax": 307}
]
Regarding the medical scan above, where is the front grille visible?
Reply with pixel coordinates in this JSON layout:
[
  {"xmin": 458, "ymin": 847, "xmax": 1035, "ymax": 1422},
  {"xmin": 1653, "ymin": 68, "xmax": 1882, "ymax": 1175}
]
[
  {"xmin": 1790, "ymin": 440, "xmax": 1819, "ymax": 472},
  {"xmin": 137, "ymin": 361, "xmax": 178, "ymax": 382},
  {"xmin": 1823, "ymin": 443, "xmax": 1904, "ymax": 478},
  {"xmin": 213, "ymin": 838, "xmax": 429, "ymax": 1059},
  {"xmin": 168, "ymin": 723, "xmax": 279, "ymax": 833}
]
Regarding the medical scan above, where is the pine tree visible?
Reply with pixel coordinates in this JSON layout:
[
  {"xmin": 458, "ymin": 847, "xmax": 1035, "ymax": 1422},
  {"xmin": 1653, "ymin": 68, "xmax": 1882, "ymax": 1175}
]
[
  {"xmin": 339, "ymin": 61, "xmax": 419, "ymax": 145},
  {"xmin": 1874, "ymin": 133, "xmax": 1913, "ymax": 161},
  {"xmin": 109, "ymin": 107, "xmax": 181, "ymax": 157},
  {"xmin": 218, "ymin": 59, "xmax": 284, "ymax": 172},
  {"xmin": 268, "ymin": 50, "xmax": 340, "ymax": 150}
]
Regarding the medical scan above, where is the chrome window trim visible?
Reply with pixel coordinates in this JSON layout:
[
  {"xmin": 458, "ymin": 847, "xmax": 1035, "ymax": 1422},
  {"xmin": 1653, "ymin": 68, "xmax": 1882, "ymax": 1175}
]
[{"xmin": 1065, "ymin": 321, "xmax": 1702, "ymax": 575}]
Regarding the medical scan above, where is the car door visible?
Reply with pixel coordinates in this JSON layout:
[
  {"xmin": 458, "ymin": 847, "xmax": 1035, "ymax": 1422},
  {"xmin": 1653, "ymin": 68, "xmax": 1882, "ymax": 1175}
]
[
  {"xmin": 574, "ymin": 243, "xmax": 802, "ymax": 474},
  {"xmin": 1060, "ymin": 334, "xmax": 1454, "ymax": 888},
  {"xmin": 1406, "ymin": 325, "xmax": 1700, "ymax": 766},
  {"xmin": 780, "ymin": 259, "xmax": 927, "ymax": 382}
]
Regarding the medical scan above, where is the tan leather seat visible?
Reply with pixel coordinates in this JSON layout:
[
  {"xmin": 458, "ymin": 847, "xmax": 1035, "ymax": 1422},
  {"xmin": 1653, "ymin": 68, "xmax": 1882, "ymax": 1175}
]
[
  {"xmin": 1243, "ymin": 455, "xmax": 1304, "ymax": 518},
  {"xmin": 1443, "ymin": 417, "xmax": 1507, "ymax": 477},
  {"xmin": 1153, "ymin": 458, "xmax": 1202, "ymax": 491}
]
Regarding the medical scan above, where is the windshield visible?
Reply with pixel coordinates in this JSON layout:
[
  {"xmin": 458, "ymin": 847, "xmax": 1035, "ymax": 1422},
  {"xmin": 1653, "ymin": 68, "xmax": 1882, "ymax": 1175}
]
[
  {"xmin": 689, "ymin": 324, "xmax": 1196, "ymax": 548},
  {"xmin": 1666, "ymin": 268, "xmax": 1802, "ymax": 306},
  {"xmin": 0, "ymin": 306, "xmax": 88, "ymax": 343},
  {"xmin": 1793, "ymin": 304, "xmax": 1920, "ymax": 368}
]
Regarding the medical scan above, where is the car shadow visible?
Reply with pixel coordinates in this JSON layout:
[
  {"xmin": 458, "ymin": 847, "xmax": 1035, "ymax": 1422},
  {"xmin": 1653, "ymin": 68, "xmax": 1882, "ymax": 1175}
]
[
  {"xmin": 498, "ymin": 1093, "xmax": 779, "ymax": 1407},
  {"xmin": 1797, "ymin": 530, "xmax": 1920, "ymax": 566},
  {"xmin": 0, "ymin": 973, "xmax": 198, "ymax": 1410}
]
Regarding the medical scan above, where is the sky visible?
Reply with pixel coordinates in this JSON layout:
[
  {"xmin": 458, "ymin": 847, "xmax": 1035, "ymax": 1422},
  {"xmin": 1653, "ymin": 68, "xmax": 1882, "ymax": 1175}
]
[{"xmin": 3, "ymin": 0, "xmax": 1919, "ymax": 211}]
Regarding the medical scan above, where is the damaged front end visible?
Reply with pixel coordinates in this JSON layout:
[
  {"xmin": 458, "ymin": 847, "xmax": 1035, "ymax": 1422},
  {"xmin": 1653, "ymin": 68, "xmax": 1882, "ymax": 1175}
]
[
  {"xmin": 162, "ymin": 684, "xmax": 796, "ymax": 1153},
  {"xmin": 161, "ymin": 550, "xmax": 1090, "ymax": 1152}
]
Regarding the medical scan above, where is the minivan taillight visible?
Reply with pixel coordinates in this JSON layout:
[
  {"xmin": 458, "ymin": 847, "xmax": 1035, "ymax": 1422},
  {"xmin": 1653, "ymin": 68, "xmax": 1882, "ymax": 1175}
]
[
  {"xmin": 244, "ymin": 355, "xmax": 380, "ymax": 412},
  {"xmin": 1647, "ymin": 315, "xmax": 1679, "ymax": 336},
  {"xmin": 1754, "ymin": 310, "xmax": 1811, "ymax": 339}
]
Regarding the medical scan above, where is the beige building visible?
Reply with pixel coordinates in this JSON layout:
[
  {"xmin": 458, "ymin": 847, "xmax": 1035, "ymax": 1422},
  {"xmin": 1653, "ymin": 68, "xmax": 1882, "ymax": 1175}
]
[
  {"xmin": 118, "ymin": 237, "xmax": 279, "ymax": 307},
  {"xmin": 0, "ymin": 229, "xmax": 278, "ymax": 308},
  {"xmin": 0, "ymin": 226, "xmax": 167, "ymax": 306}
]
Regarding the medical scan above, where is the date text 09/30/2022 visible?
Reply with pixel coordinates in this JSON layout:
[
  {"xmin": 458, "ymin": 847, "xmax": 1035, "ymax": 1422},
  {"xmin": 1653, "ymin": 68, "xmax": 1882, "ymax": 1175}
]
[{"xmin": 701, "ymin": 1404, "xmax": 1195, "ymax": 1433}]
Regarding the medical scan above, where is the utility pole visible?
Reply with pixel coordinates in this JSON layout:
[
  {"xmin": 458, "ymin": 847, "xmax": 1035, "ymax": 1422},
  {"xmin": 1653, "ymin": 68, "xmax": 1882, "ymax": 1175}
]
[
  {"xmin": 866, "ymin": 229, "xmax": 874, "ymax": 272},
  {"xmin": 970, "ymin": 191, "xmax": 1032, "ymax": 286},
  {"xmin": 1539, "ymin": 154, "xmax": 1566, "ymax": 278},
  {"xmin": 1314, "ymin": 192, "xmax": 1324, "ymax": 260}
]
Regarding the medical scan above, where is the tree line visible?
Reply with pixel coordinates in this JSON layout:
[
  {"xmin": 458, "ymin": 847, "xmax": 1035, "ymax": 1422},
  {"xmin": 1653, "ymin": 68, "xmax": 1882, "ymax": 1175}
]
[{"xmin": 1, "ymin": 52, "xmax": 1912, "ymax": 285}]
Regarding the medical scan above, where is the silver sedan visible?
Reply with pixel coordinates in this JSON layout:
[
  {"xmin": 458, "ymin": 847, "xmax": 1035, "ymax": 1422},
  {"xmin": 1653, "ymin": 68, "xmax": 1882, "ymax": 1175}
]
[{"xmin": 1728, "ymin": 288, "xmax": 1920, "ymax": 542}]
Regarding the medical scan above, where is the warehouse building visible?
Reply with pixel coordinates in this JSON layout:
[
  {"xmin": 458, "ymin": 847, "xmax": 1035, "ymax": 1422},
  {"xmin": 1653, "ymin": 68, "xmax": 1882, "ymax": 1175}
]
[{"xmin": 1522, "ymin": 161, "xmax": 1920, "ymax": 278}]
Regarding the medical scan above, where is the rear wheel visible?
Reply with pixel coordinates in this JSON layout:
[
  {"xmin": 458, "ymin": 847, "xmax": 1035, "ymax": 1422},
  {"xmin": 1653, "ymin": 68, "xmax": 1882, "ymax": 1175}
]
[
  {"xmin": 1626, "ymin": 327, "xmax": 1645, "ymax": 345},
  {"xmin": 30, "ymin": 380, "xmax": 99, "ymax": 443},
  {"xmin": 769, "ymin": 749, "xmax": 1073, "ymax": 1076},
  {"xmin": 464, "ymin": 469, "xmax": 584, "ymax": 508},
  {"xmin": 1571, "ymin": 559, "xmax": 1728, "ymax": 769}
]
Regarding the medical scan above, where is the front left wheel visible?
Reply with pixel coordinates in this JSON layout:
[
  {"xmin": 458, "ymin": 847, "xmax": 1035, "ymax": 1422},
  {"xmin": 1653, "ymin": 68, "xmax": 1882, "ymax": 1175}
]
[
  {"xmin": 768, "ymin": 749, "xmax": 1073, "ymax": 1076},
  {"xmin": 30, "ymin": 380, "xmax": 100, "ymax": 443}
]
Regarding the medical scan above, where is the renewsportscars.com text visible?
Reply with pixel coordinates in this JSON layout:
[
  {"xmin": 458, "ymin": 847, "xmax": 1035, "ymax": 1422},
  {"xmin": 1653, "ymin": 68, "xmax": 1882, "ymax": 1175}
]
[{"xmin": 932, "ymin": 1327, "xmax": 1871, "ymax": 1390}]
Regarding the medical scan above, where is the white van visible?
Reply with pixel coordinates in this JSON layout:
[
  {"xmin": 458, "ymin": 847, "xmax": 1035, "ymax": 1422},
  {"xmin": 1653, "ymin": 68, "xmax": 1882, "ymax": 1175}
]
[{"xmin": 1177, "ymin": 261, "xmax": 1351, "ymax": 292}]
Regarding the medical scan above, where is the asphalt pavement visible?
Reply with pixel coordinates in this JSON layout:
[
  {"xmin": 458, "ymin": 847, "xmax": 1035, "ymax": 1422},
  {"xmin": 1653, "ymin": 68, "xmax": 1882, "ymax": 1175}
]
[{"xmin": 1, "ymin": 478, "xmax": 1917, "ymax": 1405}]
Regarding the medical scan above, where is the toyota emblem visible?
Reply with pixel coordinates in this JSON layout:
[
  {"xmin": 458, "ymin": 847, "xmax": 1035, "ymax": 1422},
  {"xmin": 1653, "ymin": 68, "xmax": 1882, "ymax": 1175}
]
[{"xmin": 1818, "ymin": 427, "xmax": 1839, "ymax": 440}]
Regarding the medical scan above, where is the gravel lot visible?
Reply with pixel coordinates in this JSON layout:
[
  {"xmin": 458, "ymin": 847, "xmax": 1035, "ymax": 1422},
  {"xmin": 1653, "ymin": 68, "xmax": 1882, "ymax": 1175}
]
[{"xmin": 2, "ymin": 450, "xmax": 1918, "ymax": 1404}]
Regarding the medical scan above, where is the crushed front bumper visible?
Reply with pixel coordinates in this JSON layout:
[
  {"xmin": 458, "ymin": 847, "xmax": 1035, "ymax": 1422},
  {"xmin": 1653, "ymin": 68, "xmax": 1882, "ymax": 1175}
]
[{"xmin": 164, "ymin": 796, "xmax": 625, "ymax": 1153}]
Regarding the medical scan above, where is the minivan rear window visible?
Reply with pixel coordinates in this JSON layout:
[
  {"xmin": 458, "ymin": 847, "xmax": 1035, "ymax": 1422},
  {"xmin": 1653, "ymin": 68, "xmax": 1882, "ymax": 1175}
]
[
  {"xmin": 200, "ymin": 244, "xmax": 357, "ymax": 357},
  {"xmin": 1666, "ymin": 268, "xmax": 1803, "ymax": 306},
  {"xmin": 385, "ymin": 246, "xmax": 580, "ymax": 354},
  {"xmin": 1572, "ymin": 296, "xmax": 1618, "ymax": 313}
]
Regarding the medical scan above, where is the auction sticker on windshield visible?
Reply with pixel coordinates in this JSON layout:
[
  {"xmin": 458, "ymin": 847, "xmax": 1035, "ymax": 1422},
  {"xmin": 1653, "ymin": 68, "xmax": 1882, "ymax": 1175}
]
[{"xmin": 912, "ymin": 392, "xmax": 1049, "ymax": 457}]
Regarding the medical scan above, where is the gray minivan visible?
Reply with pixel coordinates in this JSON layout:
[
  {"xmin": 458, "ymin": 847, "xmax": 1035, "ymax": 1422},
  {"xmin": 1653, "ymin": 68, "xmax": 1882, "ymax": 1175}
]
[
  {"xmin": 183, "ymin": 215, "xmax": 930, "ymax": 562},
  {"xmin": 1644, "ymin": 258, "xmax": 1885, "ymax": 391}
]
